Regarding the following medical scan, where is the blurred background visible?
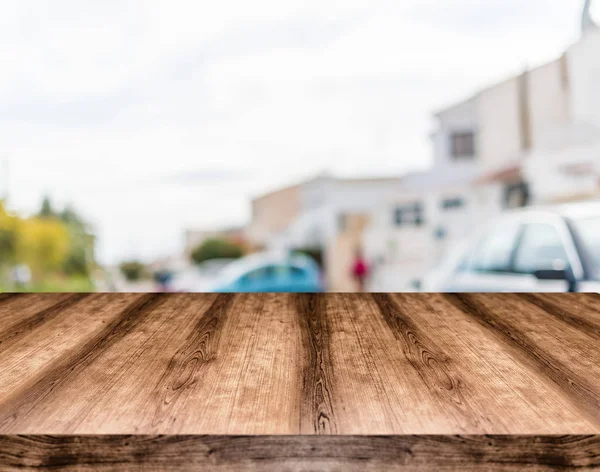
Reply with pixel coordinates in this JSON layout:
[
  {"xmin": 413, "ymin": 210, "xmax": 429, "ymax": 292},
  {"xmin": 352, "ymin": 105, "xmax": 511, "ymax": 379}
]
[{"xmin": 1, "ymin": 0, "xmax": 599, "ymax": 293}]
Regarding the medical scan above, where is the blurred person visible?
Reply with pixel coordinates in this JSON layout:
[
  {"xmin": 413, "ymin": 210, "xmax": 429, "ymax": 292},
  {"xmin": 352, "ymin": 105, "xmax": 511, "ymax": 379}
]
[
  {"xmin": 351, "ymin": 247, "xmax": 369, "ymax": 292},
  {"xmin": 154, "ymin": 269, "xmax": 174, "ymax": 292}
]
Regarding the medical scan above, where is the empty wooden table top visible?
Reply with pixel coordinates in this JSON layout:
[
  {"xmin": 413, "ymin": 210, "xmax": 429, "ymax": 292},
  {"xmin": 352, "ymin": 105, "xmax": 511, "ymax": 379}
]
[{"xmin": 1, "ymin": 292, "xmax": 600, "ymax": 470}]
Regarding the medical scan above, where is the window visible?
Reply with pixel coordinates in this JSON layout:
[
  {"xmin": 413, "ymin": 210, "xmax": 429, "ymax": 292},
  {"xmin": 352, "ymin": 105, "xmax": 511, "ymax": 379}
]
[
  {"xmin": 450, "ymin": 131, "xmax": 475, "ymax": 159},
  {"xmin": 394, "ymin": 208, "xmax": 402, "ymax": 226},
  {"xmin": 441, "ymin": 197, "xmax": 465, "ymax": 211},
  {"xmin": 394, "ymin": 202, "xmax": 424, "ymax": 227},
  {"xmin": 468, "ymin": 223, "xmax": 521, "ymax": 273},
  {"xmin": 241, "ymin": 267, "xmax": 269, "ymax": 283},
  {"xmin": 414, "ymin": 203, "xmax": 424, "ymax": 226},
  {"xmin": 504, "ymin": 182, "xmax": 530, "ymax": 209},
  {"xmin": 241, "ymin": 265, "xmax": 305, "ymax": 283},
  {"xmin": 513, "ymin": 224, "xmax": 569, "ymax": 274},
  {"xmin": 289, "ymin": 266, "xmax": 306, "ymax": 278}
]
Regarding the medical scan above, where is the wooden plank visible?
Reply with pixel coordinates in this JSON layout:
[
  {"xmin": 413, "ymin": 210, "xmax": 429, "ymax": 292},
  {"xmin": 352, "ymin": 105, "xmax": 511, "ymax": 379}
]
[
  {"xmin": 162, "ymin": 293, "xmax": 302, "ymax": 434},
  {"xmin": 0, "ymin": 293, "xmax": 599, "ymax": 470},
  {"xmin": 0, "ymin": 294, "xmax": 165, "ymax": 432},
  {"xmin": 516, "ymin": 293, "xmax": 600, "ymax": 341},
  {"xmin": 0, "ymin": 293, "xmax": 599, "ymax": 435},
  {"xmin": 0, "ymin": 294, "xmax": 221, "ymax": 434},
  {"xmin": 0, "ymin": 294, "xmax": 82, "ymax": 351},
  {"xmin": 0, "ymin": 294, "xmax": 147, "ymax": 406},
  {"xmin": 1, "ymin": 435, "xmax": 599, "ymax": 471},
  {"xmin": 294, "ymin": 293, "xmax": 337, "ymax": 434},
  {"xmin": 445, "ymin": 293, "xmax": 600, "ymax": 428},
  {"xmin": 386, "ymin": 293, "xmax": 598, "ymax": 433}
]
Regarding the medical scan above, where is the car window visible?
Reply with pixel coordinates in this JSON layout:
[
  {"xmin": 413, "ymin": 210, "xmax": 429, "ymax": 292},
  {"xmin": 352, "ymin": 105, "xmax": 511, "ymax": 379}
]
[
  {"xmin": 467, "ymin": 223, "xmax": 521, "ymax": 273},
  {"xmin": 513, "ymin": 223, "xmax": 570, "ymax": 274},
  {"xmin": 571, "ymin": 216, "xmax": 600, "ymax": 279},
  {"xmin": 241, "ymin": 265, "xmax": 295, "ymax": 283},
  {"xmin": 270, "ymin": 265, "xmax": 292, "ymax": 277},
  {"xmin": 240, "ymin": 267, "xmax": 270, "ymax": 283}
]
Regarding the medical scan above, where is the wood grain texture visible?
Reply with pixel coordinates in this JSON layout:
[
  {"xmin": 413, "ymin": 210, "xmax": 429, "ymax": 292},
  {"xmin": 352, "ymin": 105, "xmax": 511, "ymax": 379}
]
[
  {"xmin": 295, "ymin": 294, "xmax": 337, "ymax": 434},
  {"xmin": 1, "ymin": 293, "xmax": 600, "ymax": 470},
  {"xmin": 1, "ymin": 435, "xmax": 599, "ymax": 471},
  {"xmin": 445, "ymin": 293, "xmax": 600, "ymax": 427}
]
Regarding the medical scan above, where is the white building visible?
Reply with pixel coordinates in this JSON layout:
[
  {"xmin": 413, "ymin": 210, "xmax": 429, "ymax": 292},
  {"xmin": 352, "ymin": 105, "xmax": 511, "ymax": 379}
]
[
  {"xmin": 252, "ymin": 173, "xmax": 404, "ymax": 291},
  {"xmin": 366, "ymin": 4, "xmax": 600, "ymax": 291},
  {"xmin": 525, "ymin": 27, "xmax": 600, "ymax": 203}
]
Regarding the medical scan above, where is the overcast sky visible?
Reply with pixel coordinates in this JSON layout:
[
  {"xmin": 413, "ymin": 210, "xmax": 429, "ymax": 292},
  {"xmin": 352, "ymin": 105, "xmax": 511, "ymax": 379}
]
[{"xmin": 1, "ymin": 0, "xmax": 596, "ymax": 263}]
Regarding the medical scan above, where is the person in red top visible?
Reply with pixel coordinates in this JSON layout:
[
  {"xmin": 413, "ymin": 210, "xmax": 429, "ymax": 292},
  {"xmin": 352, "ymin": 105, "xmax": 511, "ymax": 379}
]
[{"xmin": 351, "ymin": 247, "xmax": 369, "ymax": 292}]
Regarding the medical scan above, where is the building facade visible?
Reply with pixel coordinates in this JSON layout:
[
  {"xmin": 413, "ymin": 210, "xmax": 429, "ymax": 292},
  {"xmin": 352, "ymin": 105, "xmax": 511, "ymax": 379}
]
[
  {"xmin": 247, "ymin": 174, "xmax": 404, "ymax": 291},
  {"xmin": 525, "ymin": 28, "xmax": 600, "ymax": 203},
  {"xmin": 365, "ymin": 9, "xmax": 600, "ymax": 291},
  {"xmin": 245, "ymin": 183, "xmax": 302, "ymax": 250}
]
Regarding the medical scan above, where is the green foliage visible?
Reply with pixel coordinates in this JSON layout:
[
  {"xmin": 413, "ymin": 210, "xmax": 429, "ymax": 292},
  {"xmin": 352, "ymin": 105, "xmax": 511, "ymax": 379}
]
[
  {"xmin": 0, "ymin": 198, "xmax": 96, "ymax": 286},
  {"xmin": 62, "ymin": 211, "xmax": 95, "ymax": 278},
  {"xmin": 16, "ymin": 217, "xmax": 70, "ymax": 277},
  {"xmin": 190, "ymin": 238, "xmax": 244, "ymax": 265},
  {"xmin": 119, "ymin": 260, "xmax": 147, "ymax": 282},
  {"xmin": 37, "ymin": 198, "xmax": 94, "ymax": 277},
  {"xmin": 1, "ymin": 275, "xmax": 94, "ymax": 293},
  {"xmin": 39, "ymin": 196, "xmax": 55, "ymax": 219},
  {"xmin": 63, "ymin": 245, "xmax": 90, "ymax": 277},
  {"xmin": 0, "ymin": 205, "xmax": 18, "ymax": 265}
]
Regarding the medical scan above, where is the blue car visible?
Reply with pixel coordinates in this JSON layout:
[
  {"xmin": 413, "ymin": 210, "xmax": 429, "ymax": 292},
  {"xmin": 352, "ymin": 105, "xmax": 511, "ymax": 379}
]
[{"xmin": 208, "ymin": 252, "xmax": 323, "ymax": 293}]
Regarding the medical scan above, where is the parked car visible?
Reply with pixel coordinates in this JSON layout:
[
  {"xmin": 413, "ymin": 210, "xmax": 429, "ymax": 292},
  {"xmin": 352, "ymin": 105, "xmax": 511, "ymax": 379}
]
[
  {"xmin": 422, "ymin": 201, "xmax": 600, "ymax": 293},
  {"xmin": 186, "ymin": 252, "xmax": 323, "ymax": 293},
  {"xmin": 169, "ymin": 259, "xmax": 235, "ymax": 292}
]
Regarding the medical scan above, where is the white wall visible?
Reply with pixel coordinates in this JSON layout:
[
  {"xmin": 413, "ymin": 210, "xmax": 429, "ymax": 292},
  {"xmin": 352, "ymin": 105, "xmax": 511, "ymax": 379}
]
[
  {"xmin": 568, "ymin": 29, "xmax": 600, "ymax": 126},
  {"xmin": 476, "ymin": 76, "xmax": 523, "ymax": 171},
  {"xmin": 431, "ymin": 97, "xmax": 480, "ymax": 183},
  {"xmin": 525, "ymin": 140, "xmax": 600, "ymax": 203},
  {"xmin": 528, "ymin": 57, "xmax": 570, "ymax": 146},
  {"xmin": 364, "ymin": 97, "xmax": 486, "ymax": 291},
  {"xmin": 523, "ymin": 31, "xmax": 600, "ymax": 204}
]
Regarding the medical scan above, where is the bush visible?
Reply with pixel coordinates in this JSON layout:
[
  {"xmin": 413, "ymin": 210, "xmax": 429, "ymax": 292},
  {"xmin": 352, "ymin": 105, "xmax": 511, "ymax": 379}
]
[
  {"xmin": 190, "ymin": 238, "xmax": 244, "ymax": 265},
  {"xmin": 119, "ymin": 260, "xmax": 147, "ymax": 282},
  {"xmin": 63, "ymin": 246, "xmax": 90, "ymax": 277},
  {"xmin": 16, "ymin": 217, "xmax": 70, "ymax": 277}
]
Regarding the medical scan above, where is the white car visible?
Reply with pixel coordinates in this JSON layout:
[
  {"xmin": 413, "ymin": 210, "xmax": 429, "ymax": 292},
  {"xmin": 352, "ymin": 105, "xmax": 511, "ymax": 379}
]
[
  {"xmin": 168, "ymin": 259, "xmax": 235, "ymax": 292},
  {"xmin": 422, "ymin": 201, "xmax": 600, "ymax": 293}
]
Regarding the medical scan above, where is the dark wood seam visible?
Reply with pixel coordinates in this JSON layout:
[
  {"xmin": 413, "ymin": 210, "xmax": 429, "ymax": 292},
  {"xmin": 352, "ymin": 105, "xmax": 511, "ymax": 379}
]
[
  {"xmin": 444, "ymin": 293, "xmax": 600, "ymax": 428},
  {"xmin": 516, "ymin": 294, "xmax": 600, "ymax": 343},
  {"xmin": 148, "ymin": 293, "xmax": 236, "ymax": 429},
  {"xmin": 0, "ymin": 294, "xmax": 167, "ymax": 431},
  {"xmin": 0, "ymin": 294, "xmax": 90, "ymax": 354},
  {"xmin": 372, "ymin": 294, "xmax": 486, "ymax": 430},
  {"xmin": 295, "ymin": 293, "xmax": 337, "ymax": 434}
]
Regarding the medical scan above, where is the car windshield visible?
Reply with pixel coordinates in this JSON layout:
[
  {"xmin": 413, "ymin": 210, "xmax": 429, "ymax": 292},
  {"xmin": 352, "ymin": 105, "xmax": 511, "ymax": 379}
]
[{"xmin": 572, "ymin": 216, "xmax": 600, "ymax": 280}]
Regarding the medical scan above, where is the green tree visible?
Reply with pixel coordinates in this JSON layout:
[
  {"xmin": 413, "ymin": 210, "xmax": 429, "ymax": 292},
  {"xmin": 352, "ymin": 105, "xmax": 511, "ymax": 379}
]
[
  {"xmin": 59, "ymin": 205, "xmax": 95, "ymax": 277},
  {"xmin": 119, "ymin": 260, "xmax": 147, "ymax": 282},
  {"xmin": 190, "ymin": 238, "xmax": 244, "ymax": 265},
  {"xmin": 0, "ymin": 203, "xmax": 18, "ymax": 266},
  {"xmin": 39, "ymin": 196, "xmax": 56, "ymax": 219},
  {"xmin": 16, "ymin": 217, "xmax": 70, "ymax": 278},
  {"xmin": 63, "ymin": 245, "xmax": 90, "ymax": 276},
  {"xmin": 0, "ymin": 199, "xmax": 96, "ymax": 290}
]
